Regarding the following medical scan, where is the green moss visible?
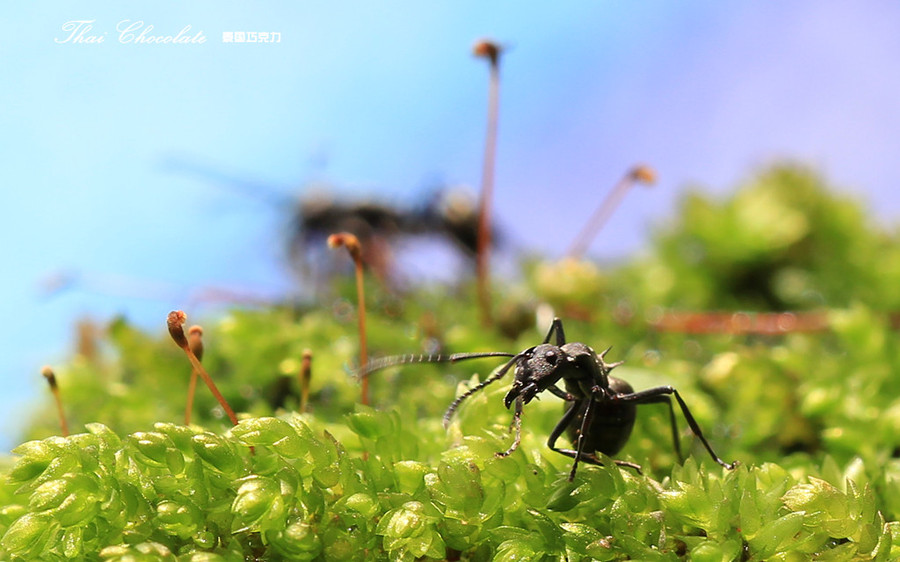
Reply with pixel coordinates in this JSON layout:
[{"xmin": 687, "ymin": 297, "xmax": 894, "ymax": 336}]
[{"xmin": 6, "ymin": 164, "xmax": 900, "ymax": 558}]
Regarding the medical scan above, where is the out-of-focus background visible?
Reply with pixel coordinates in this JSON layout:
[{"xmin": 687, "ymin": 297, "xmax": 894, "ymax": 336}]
[{"xmin": 2, "ymin": 2, "xmax": 900, "ymax": 451}]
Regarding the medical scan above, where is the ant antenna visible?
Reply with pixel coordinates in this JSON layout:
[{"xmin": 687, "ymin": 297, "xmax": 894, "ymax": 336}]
[
  {"xmin": 359, "ymin": 351, "xmax": 516, "ymax": 380},
  {"xmin": 566, "ymin": 165, "xmax": 656, "ymax": 259},
  {"xmin": 328, "ymin": 232, "xmax": 370, "ymax": 406},
  {"xmin": 41, "ymin": 366, "xmax": 69, "ymax": 437},
  {"xmin": 167, "ymin": 311, "xmax": 239, "ymax": 426},
  {"xmin": 442, "ymin": 353, "xmax": 520, "ymax": 428},
  {"xmin": 299, "ymin": 349, "xmax": 312, "ymax": 414},
  {"xmin": 184, "ymin": 325, "xmax": 204, "ymax": 425},
  {"xmin": 359, "ymin": 350, "xmax": 519, "ymax": 426},
  {"xmin": 473, "ymin": 39, "xmax": 504, "ymax": 327}
]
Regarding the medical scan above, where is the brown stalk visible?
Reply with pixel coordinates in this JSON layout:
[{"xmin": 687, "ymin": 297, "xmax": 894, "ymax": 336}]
[
  {"xmin": 299, "ymin": 349, "xmax": 312, "ymax": 414},
  {"xmin": 327, "ymin": 232, "xmax": 370, "ymax": 405},
  {"xmin": 566, "ymin": 165, "xmax": 657, "ymax": 259},
  {"xmin": 649, "ymin": 310, "xmax": 830, "ymax": 335},
  {"xmin": 167, "ymin": 311, "xmax": 238, "ymax": 426},
  {"xmin": 184, "ymin": 325, "xmax": 204, "ymax": 425},
  {"xmin": 473, "ymin": 39, "xmax": 503, "ymax": 327},
  {"xmin": 41, "ymin": 366, "xmax": 69, "ymax": 437}
]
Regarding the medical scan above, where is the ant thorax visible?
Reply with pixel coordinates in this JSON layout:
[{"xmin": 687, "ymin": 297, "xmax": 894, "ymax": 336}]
[{"xmin": 558, "ymin": 341, "xmax": 613, "ymax": 396}]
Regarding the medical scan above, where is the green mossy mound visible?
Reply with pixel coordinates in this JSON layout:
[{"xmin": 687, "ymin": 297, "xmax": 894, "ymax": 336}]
[{"xmin": 5, "ymin": 164, "xmax": 900, "ymax": 559}]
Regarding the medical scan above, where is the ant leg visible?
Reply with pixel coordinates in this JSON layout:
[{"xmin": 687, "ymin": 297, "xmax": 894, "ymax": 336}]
[
  {"xmin": 568, "ymin": 392, "xmax": 597, "ymax": 480},
  {"xmin": 618, "ymin": 386, "xmax": 737, "ymax": 469},
  {"xmin": 635, "ymin": 395, "xmax": 683, "ymax": 462},
  {"xmin": 542, "ymin": 317, "xmax": 567, "ymax": 346},
  {"xmin": 547, "ymin": 385, "xmax": 577, "ymax": 401},
  {"xmin": 496, "ymin": 396, "xmax": 523, "ymax": 458},
  {"xmin": 546, "ymin": 400, "xmax": 581, "ymax": 457},
  {"xmin": 612, "ymin": 459, "xmax": 643, "ymax": 472},
  {"xmin": 546, "ymin": 402, "xmax": 642, "ymax": 478}
]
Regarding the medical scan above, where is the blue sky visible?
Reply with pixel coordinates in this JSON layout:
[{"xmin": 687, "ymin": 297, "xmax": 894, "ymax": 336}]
[{"xmin": 3, "ymin": 2, "xmax": 900, "ymax": 450}]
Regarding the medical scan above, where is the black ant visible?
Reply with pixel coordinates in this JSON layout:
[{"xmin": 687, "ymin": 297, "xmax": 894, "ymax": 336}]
[
  {"xmin": 363, "ymin": 318, "xmax": 737, "ymax": 481},
  {"xmin": 162, "ymin": 155, "xmax": 494, "ymax": 282}
]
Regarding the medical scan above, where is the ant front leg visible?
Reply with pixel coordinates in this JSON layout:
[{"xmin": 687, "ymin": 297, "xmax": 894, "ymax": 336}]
[
  {"xmin": 496, "ymin": 395, "xmax": 523, "ymax": 458},
  {"xmin": 547, "ymin": 399, "xmax": 642, "ymax": 481},
  {"xmin": 547, "ymin": 385, "xmax": 576, "ymax": 401},
  {"xmin": 619, "ymin": 386, "xmax": 737, "ymax": 469}
]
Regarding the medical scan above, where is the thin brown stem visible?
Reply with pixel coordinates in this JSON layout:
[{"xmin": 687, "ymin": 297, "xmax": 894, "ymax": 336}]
[
  {"xmin": 566, "ymin": 165, "xmax": 656, "ymax": 259},
  {"xmin": 327, "ymin": 233, "xmax": 370, "ymax": 405},
  {"xmin": 167, "ymin": 311, "xmax": 238, "ymax": 426},
  {"xmin": 355, "ymin": 258, "xmax": 368, "ymax": 397},
  {"xmin": 41, "ymin": 366, "xmax": 69, "ymax": 437},
  {"xmin": 184, "ymin": 325, "xmax": 204, "ymax": 425},
  {"xmin": 474, "ymin": 39, "xmax": 502, "ymax": 327},
  {"xmin": 299, "ymin": 349, "xmax": 312, "ymax": 414},
  {"xmin": 649, "ymin": 310, "xmax": 830, "ymax": 335},
  {"xmin": 185, "ymin": 371, "xmax": 198, "ymax": 425}
]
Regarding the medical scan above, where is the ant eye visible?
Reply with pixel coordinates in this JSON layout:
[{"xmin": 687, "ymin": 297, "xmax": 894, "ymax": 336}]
[{"xmin": 544, "ymin": 350, "xmax": 557, "ymax": 364}]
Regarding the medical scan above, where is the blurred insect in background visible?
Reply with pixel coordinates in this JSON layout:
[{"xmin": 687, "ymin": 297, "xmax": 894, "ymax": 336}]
[
  {"xmin": 363, "ymin": 317, "xmax": 737, "ymax": 480},
  {"xmin": 292, "ymin": 187, "xmax": 491, "ymax": 283},
  {"xmin": 163, "ymin": 155, "xmax": 499, "ymax": 286}
]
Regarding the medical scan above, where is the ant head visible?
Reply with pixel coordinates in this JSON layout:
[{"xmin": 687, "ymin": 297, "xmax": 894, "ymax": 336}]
[{"xmin": 504, "ymin": 344, "xmax": 567, "ymax": 407}]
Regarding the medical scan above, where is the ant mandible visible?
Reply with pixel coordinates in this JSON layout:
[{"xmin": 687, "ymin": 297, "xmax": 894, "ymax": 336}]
[{"xmin": 362, "ymin": 317, "xmax": 738, "ymax": 481}]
